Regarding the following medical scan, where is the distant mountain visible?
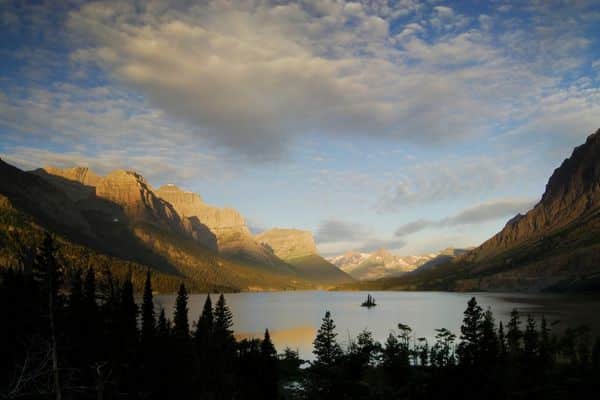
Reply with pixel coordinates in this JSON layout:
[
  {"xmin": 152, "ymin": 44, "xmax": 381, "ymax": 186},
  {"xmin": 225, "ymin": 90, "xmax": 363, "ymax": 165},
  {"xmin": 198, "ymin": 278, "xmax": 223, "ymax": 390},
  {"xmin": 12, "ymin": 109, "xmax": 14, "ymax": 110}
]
[
  {"xmin": 256, "ymin": 228, "xmax": 354, "ymax": 285},
  {"xmin": 349, "ymin": 129, "xmax": 600, "ymax": 292},
  {"xmin": 329, "ymin": 248, "xmax": 445, "ymax": 281},
  {"xmin": 1, "ymin": 161, "xmax": 338, "ymax": 291}
]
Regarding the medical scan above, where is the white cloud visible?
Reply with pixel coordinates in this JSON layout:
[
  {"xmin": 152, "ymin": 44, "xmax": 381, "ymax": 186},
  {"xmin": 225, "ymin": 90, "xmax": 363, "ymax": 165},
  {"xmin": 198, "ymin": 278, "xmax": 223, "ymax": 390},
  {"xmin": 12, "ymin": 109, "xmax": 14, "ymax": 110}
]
[
  {"xmin": 394, "ymin": 198, "xmax": 538, "ymax": 237},
  {"xmin": 53, "ymin": 0, "xmax": 593, "ymax": 160}
]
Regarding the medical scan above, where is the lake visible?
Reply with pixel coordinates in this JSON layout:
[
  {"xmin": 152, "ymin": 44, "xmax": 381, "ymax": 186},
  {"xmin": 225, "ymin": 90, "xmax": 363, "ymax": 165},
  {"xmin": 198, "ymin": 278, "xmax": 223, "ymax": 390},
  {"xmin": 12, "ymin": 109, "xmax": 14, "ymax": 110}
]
[{"xmin": 154, "ymin": 291, "xmax": 600, "ymax": 360}]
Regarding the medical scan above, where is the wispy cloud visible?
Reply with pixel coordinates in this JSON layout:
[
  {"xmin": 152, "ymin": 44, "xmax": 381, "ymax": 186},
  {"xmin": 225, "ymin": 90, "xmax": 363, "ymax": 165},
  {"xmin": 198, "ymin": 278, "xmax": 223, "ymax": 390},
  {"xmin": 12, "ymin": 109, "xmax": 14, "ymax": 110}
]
[{"xmin": 394, "ymin": 198, "xmax": 538, "ymax": 237}]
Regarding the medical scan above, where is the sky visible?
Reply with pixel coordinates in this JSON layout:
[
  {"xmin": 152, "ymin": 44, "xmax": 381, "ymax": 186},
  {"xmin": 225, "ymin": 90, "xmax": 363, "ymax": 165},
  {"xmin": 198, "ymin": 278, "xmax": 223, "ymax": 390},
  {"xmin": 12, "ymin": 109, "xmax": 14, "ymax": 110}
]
[{"xmin": 1, "ymin": 0, "xmax": 599, "ymax": 256}]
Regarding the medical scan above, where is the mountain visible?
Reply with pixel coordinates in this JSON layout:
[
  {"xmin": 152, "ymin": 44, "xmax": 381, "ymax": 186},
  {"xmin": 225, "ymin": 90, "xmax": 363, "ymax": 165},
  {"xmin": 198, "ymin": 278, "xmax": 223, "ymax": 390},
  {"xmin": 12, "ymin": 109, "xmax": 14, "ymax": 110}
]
[
  {"xmin": 256, "ymin": 228, "xmax": 354, "ymax": 285},
  {"xmin": 329, "ymin": 249, "xmax": 440, "ymax": 281},
  {"xmin": 1, "ymin": 161, "xmax": 319, "ymax": 291},
  {"xmin": 155, "ymin": 184, "xmax": 296, "ymax": 274},
  {"xmin": 351, "ymin": 129, "xmax": 600, "ymax": 292}
]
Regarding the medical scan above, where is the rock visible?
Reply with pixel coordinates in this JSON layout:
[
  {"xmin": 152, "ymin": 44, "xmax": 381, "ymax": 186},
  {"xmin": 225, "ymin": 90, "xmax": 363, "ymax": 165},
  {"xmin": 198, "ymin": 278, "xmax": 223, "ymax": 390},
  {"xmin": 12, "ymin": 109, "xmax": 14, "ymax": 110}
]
[
  {"xmin": 96, "ymin": 170, "xmax": 181, "ymax": 229},
  {"xmin": 255, "ymin": 228, "xmax": 318, "ymax": 260}
]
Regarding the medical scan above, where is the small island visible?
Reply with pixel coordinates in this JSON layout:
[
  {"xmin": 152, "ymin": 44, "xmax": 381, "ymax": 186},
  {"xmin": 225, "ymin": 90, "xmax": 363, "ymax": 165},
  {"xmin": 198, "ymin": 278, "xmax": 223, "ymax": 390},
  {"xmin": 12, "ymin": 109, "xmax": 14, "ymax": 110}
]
[{"xmin": 361, "ymin": 293, "xmax": 377, "ymax": 308}]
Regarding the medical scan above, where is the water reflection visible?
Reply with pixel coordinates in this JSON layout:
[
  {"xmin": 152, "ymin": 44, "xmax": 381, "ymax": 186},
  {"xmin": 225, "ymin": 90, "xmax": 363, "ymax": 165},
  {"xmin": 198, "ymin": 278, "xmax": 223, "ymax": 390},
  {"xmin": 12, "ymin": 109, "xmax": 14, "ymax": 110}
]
[{"xmin": 154, "ymin": 291, "xmax": 600, "ymax": 360}]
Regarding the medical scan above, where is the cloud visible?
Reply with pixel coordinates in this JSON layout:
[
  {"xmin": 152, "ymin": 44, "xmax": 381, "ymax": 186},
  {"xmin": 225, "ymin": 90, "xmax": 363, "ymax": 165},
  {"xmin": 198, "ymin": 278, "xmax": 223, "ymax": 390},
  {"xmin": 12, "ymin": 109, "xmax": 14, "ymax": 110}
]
[
  {"xmin": 394, "ymin": 198, "xmax": 537, "ymax": 237},
  {"xmin": 315, "ymin": 218, "xmax": 405, "ymax": 255},
  {"xmin": 53, "ymin": 0, "xmax": 595, "ymax": 160},
  {"xmin": 376, "ymin": 156, "xmax": 522, "ymax": 212},
  {"xmin": 316, "ymin": 219, "xmax": 371, "ymax": 243}
]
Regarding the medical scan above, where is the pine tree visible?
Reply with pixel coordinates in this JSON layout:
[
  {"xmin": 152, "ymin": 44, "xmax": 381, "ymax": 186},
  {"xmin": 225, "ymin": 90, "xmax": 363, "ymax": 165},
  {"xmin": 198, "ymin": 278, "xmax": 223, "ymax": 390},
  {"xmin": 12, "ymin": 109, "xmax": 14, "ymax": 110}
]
[
  {"xmin": 261, "ymin": 329, "xmax": 277, "ymax": 359},
  {"xmin": 83, "ymin": 266, "xmax": 96, "ymax": 311},
  {"xmin": 523, "ymin": 314, "xmax": 538, "ymax": 366},
  {"xmin": 173, "ymin": 283, "xmax": 190, "ymax": 341},
  {"xmin": 141, "ymin": 270, "xmax": 155, "ymax": 345},
  {"xmin": 313, "ymin": 310, "xmax": 342, "ymax": 368},
  {"xmin": 214, "ymin": 293, "xmax": 234, "ymax": 343},
  {"xmin": 480, "ymin": 308, "xmax": 498, "ymax": 365},
  {"xmin": 194, "ymin": 294, "xmax": 213, "ymax": 345},
  {"xmin": 157, "ymin": 308, "xmax": 171, "ymax": 338},
  {"xmin": 33, "ymin": 232, "xmax": 63, "ymax": 400},
  {"xmin": 457, "ymin": 297, "xmax": 483, "ymax": 366},
  {"xmin": 506, "ymin": 309, "xmax": 522, "ymax": 358},
  {"xmin": 120, "ymin": 277, "xmax": 138, "ymax": 347},
  {"xmin": 498, "ymin": 321, "xmax": 507, "ymax": 358}
]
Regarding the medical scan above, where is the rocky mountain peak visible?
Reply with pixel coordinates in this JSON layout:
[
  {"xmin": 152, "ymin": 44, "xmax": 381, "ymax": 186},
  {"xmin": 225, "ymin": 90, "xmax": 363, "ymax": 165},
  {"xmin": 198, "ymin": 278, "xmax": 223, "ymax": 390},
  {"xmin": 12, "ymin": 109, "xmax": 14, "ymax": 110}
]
[
  {"xmin": 40, "ymin": 166, "xmax": 102, "ymax": 187},
  {"xmin": 472, "ymin": 128, "xmax": 600, "ymax": 260},
  {"xmin": 256, "ymin": 228, "xmax": 318, "ymax": 260}
]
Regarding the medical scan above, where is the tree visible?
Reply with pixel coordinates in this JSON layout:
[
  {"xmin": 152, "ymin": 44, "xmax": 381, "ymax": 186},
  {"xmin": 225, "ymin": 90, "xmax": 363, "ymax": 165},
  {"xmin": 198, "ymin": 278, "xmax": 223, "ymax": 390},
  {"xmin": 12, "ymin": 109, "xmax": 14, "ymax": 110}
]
[
  {"xmin": 497, "ymin": 321, "xmax": 507, "ymax": 359},
  {"xmin": 506, "ymin": 309, "xmax": 522, "ymax": 358},
  {"xmin": 313, "ymin": 311, "xmax": 342, "ymax": 368},
  {"xmin": 173, "ymin": 283, "xmax": 190, "ymax": 341},
  {"xmin": 261, "ymin": 329, "xmax": 277, "ymax": 359},
  {"xmin": 480, "ymin": 308, "xmax": 499, "ymax": 366},
  {"xmin": 457, "ymin": 297, "xmax": 483, "ymax": 366},
  {"xmin": 431, "ymin": 328, "xmax": 456, "ymax": 368},
  {"xmin": 523, "ymin": 314, "xmax": 538, "ymax": 366},
  {"xmin": 120, "ymin": 277, "xmax": 138, "ymax": 348},
  {"xmin": 194, "ymin": 294, "xmax": 213, "ymax": 346},
  {"xmin": 33, "ymin": 232, "xmax": 63, "ymax": 400},
  {"xmin": 214, "ymin": 293, "xmax": 234, "ymax": 344},
  {"xmin": 141, "ymin": 270, "xmax": 155, "ymax": 346},
  {"xmin": 157, "ymin": 309, "xmax": 171, "ymax": 338}
]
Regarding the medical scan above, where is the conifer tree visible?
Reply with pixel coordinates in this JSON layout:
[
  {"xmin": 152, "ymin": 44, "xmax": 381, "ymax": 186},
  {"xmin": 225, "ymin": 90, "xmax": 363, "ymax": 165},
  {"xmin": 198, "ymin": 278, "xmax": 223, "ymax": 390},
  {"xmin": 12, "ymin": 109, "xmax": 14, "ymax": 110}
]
[
  {"xmin": 157, "ymin": 308, "xmax": 171, "ymax": 338},
  {"xmin": 120, "ymin": 277, "xmax": 138, "ymax": 347},
  {"xmin": 523, "ymin": 314, "xmax": 538, "ymax": 365},
  {"xmin": 141, "ymin": 270, "xmax": 155, "ymax": 345},
  {"xmin": 457, "ymin": 297, "xmax": 483, "ymax": 366},
  {"xmin": 33, "ymin": 232, "xmax": 63, "ymax": 400},
  {"xmin": 83, "ymin": 266, "xmax": 96, "ymax": 311},
  {"xmin": 480, "ymin": 308, "xmax": 498, "ymax": 365},
  {"xmin": 214, "ymin": 293, "xmax": 234, "ymax": 343},
  {"xmin": 173, "ymin": 283, "xmax": 190, "ymax": 341},
  {"xmin": 506, "ymin": 309, "xmax": 522, "ymax": 358},
  {"xmin": 313, "ymin": 311, "xmax": 342, "ymax": 368},
  {"xmin": 261, "ymin": 329, "xmax": 277, "ymax": 359},
  {"xmin": 194, "ymin": 294, "xmax": 213, "ymax": 345},
  {"xmin": 498, "ymin": 321, "xmax": 507, "ymax": 358}
]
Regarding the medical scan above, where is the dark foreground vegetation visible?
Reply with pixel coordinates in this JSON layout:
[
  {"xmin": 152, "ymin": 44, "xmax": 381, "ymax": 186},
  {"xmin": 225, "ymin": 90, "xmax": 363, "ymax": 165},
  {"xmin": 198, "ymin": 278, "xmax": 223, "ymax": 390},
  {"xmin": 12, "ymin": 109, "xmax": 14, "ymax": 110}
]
[{"xmin": 1, "ymin": 233, "xmax": 600, "ymax": 399}]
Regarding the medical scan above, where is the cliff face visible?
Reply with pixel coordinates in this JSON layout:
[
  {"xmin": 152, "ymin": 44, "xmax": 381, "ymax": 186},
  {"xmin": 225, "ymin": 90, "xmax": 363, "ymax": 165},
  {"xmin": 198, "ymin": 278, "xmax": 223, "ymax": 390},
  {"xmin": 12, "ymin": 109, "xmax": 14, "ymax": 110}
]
[
  {"xmin": 255, "ymin": 228, "xmax": 318, "ymax": 260},
  {"xmin": 471, "ymin": 129, "xmax": 600, "ymax": 262},
  {"xmin": 257, "ymin": 228, "xmax": 354, "ymax": 284},
  {"xmin": 156, "ymin": 185, "xmax": 250, "ymax": 238},
  {"xmin": 41, "ymin": 166, "xmax": 102, "ymax": 187},
  {"xmin": 95, "ymin": 170, "xmax": 182, "ymax": 231}
]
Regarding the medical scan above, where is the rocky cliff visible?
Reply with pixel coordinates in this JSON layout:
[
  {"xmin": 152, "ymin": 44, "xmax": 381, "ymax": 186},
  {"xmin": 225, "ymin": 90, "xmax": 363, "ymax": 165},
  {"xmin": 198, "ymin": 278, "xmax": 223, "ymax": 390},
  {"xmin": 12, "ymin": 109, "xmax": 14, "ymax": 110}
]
[
  {"xmin": 256, "ymin": 228, "xmax": 318, "ymax": 260},
  {"xmin": 257, "ymin": 228, "xmax": 354, "ymax": 284},
  {"xmin": 469, "ymin": 130, "xmax": 600, "ymax": 262}
]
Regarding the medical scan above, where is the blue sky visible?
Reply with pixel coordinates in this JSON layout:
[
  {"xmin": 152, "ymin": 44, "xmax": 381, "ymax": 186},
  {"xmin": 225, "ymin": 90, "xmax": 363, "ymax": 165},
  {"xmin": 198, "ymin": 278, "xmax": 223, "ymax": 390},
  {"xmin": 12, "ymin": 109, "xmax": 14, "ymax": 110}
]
[{"xmin": 1, "ymin": 0, "xmax": 599, "ymax": 255}]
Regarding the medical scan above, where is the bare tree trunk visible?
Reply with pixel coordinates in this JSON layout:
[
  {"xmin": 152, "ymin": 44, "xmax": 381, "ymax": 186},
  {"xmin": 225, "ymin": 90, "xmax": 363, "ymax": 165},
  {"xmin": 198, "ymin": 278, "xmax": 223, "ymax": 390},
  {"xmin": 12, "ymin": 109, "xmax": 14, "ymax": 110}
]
[{"xmin": 49, "ymin": 278, "xmax": 62, "ymax": 400}]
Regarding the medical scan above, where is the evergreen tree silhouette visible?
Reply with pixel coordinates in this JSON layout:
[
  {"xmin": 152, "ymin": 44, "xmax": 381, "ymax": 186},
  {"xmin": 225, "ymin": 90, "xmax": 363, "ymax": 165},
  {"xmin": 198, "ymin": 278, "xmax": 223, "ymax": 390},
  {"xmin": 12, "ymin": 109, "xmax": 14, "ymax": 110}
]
[
  {"xmin": 261, "ymin": 329, "xmax": 277, "ymax": 359},
  {"xmin": 157, "ymin": 308, "xmax": 171, "ymax": 338},
  {"xmin": 457, "ymin": 297, "xmax": 483, "ymax": 366},
  {"xmin": 313, "ymin": 310, "xmax": 342, "ymax": 368},
  {"xmin": 480, "ymin": 308, "xmax": 498, "ymax": 366},
  {"xmin": 32, "ymin": 232, "xmax": 63, "ymax": 400},
  {"xmin": 194, "ymin": 294, "xmax": 213, "ymax": 345},
  {"xmin": 506, "ymin": 309, "xmax": 522, "ymax": 358},
  {"xmin": 173, "ymin": 283, "xmax": 190, "ymax": 341},
  {"xmin": 141, "ymin": 269, "xmax": 155, "ymax": 346},
  {"xmin": 523, "ymin": 314, "xmax": 538, "ymax": 367}
]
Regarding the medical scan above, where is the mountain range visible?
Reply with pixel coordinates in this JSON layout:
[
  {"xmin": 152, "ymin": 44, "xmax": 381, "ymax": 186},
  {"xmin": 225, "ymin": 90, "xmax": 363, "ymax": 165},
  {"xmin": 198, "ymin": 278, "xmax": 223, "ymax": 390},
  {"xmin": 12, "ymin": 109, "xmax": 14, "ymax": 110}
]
[
  {"xmin": 346, "ymin": 129, "xmax": 600, "ymax": 292},
  {"xmin": 0, "ymin": 161, "xmax": 353, "ymax": 292}
]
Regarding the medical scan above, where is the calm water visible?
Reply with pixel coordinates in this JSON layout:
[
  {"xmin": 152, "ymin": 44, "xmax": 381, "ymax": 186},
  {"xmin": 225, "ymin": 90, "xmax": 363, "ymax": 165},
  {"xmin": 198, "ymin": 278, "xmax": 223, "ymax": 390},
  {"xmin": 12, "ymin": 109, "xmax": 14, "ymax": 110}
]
[{"xmin": 154, "ymin": 291, "xmax": 600, "ymax": 360}]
